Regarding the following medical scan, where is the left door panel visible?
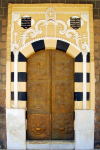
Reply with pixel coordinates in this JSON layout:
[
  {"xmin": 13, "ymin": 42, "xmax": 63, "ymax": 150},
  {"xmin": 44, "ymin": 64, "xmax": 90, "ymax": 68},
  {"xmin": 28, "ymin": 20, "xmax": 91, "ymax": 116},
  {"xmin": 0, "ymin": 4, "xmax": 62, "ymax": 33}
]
[{"xmin": 27, "ymin": 50, "xmax": 50, "ymax": 140}]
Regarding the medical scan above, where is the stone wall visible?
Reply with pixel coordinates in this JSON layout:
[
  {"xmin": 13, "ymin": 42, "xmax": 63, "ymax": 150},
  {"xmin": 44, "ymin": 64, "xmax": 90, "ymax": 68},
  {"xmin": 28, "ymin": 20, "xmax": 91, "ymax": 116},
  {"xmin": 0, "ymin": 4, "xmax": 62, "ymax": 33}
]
[
  {"xmin": 0, "ymin": 0, "xmax": 100, "ymax": 149},
  {"xmin": 94, "ymin": 20, "xmax": 100, "ymax": 149},
  {"xmin": 0, "ymin": 18, "xmax": 7, "ymax": 149}
]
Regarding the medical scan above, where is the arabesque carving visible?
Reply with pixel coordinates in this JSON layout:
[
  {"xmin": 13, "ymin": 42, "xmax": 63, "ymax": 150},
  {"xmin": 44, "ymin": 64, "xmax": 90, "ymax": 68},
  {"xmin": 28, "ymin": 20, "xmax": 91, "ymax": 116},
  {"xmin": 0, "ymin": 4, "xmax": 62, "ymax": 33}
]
[{"xmin": 11, "ymin": 7, "xmax": 90, "ymax": 53}]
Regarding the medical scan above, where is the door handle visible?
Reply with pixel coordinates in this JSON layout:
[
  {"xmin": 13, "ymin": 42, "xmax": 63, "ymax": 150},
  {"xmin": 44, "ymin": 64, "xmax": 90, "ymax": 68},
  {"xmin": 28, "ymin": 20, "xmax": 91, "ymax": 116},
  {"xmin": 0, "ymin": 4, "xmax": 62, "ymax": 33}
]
[
  {"xmin": 36, "ymin": 128, "xmax": 41, "ymax": 131},
  {"xmin": 60, "ymin": 128, "xmax": 65, "ymax": 131}
]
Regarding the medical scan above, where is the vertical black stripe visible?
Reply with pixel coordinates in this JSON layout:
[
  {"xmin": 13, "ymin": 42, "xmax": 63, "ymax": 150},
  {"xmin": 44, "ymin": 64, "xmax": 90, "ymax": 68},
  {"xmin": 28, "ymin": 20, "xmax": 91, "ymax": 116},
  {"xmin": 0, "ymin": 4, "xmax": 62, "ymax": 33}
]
[
  {"xmin": 75, "ymin": 53, "xmax": 83, "ymax": 62},
  {"xmin": 75, "ymin": 52, "xmax": 90, "ymax": 62},
  {"xmin": 56, "ymin": 40, "xmax": 70, "ymax": 52},
  {"xmin": 18, "ymin": 52, "xmax": 27, "ymax": 62},
  {"xmin": 26, "ymin": 111, "xmax": 27, "ymax": 119},
  {"xmin": 11, "ymin": 72, "xmax": 27, "ymax": 82},
  {"xmin": 74, "ymin": 92, "xmax": 83, "ymax": 101},
  {"xmin": 11, "ymin": 52, "xmax": 14, "ymax": 62},
  {"xmin": 18, "ymin": 92, "xmax": 27, "ymax": 101},
  {"xmin": 74, "ymin": 92, "xmax": 90, "ymax": 101},
  {"xmin": 11, "ymin": 92, "xmax": 14, "ymax": 100},
  {"xmin": 74, "ymin": 130, "xmax": 75, "ymax": 141},
  {"xmin": 87, "ymin": 52, "xmax": 90, "ymax": 62},
  {"xmin": 87, "ymin": 73, "xmax": 90, "ymax": 82},
  {"xmin": 74, "ymin": 111, "xmax": 75, "ymax": 120},
  {"xmin": 75, "ymin": 73, "xmax": 90, "ymax": 82},
  {"xmin": 31, "ymin": 40, "xmax": 45, "ymax": 52},
  {"xmin": 11, "ymin": 52, "xmax": 26, "ymax": 62},
  {"xmin": 18, "ymin": 72, "xmax": 27, "ymax": 82},
  {"xmin": 11, "ymin": 72, "xmax": 14, "ymax": 82},
  {"xmin": 11, "ymin": 92, "xmax": 27, "ymax": 101},
  {"xmin": 87, "ymin": 92, "xmax": 90, "ymax": 101},
  {"xmin": 75, "ymin": 73, "xmax": 83, "ymax": 82}
]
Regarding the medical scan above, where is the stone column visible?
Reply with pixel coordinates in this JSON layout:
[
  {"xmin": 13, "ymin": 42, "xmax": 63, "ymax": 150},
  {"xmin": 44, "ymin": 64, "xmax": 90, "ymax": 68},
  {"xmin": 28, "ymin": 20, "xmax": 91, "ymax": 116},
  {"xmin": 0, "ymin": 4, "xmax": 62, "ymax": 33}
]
[
  {"xmin": 13, "ymin": 50, "xmax": 19, "ymax": 108},
  {"xmin": 82, "ymin": 51, "xmax": 87, "ymax": 109}
]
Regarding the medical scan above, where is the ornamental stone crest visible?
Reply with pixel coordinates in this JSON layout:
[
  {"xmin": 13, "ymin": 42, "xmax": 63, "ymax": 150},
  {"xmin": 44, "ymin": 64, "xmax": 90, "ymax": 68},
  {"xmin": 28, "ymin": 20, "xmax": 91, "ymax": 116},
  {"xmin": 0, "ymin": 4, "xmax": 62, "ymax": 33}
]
[
  {"xmin": 46, "ymin": 7, "xmax": 56, "ymax": 21},
  {"xmin": 11, "ymin": 7, "xmax": 90, "ymax": 53}
]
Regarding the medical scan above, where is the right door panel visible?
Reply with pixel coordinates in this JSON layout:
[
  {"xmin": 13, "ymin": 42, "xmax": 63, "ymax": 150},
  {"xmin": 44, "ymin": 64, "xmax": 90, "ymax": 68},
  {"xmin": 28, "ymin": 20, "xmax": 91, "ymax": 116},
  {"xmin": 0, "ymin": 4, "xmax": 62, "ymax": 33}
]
[{"xmin": 51, "ymin": 50, "xmax": 74, "ymax": 140}]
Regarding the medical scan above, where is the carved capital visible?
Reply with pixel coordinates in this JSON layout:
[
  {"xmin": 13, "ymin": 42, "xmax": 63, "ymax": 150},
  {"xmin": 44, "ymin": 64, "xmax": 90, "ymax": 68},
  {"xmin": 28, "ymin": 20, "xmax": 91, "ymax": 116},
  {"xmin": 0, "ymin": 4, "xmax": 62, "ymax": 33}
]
[
  {"xmin": 13, "ymin": 49, "xmax": 19, "ymax": 56},
  {"xmin": 82, "ymin": 51, "xmax": 87, "ymax": 62}
]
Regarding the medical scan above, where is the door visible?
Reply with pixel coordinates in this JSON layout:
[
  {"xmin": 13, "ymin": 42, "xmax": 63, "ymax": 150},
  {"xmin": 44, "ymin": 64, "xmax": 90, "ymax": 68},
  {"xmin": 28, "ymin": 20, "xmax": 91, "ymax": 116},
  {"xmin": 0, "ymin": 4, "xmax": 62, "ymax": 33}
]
[{"xmin": 27, "ymin": 49, "xmax": 74, "ymax": 140}]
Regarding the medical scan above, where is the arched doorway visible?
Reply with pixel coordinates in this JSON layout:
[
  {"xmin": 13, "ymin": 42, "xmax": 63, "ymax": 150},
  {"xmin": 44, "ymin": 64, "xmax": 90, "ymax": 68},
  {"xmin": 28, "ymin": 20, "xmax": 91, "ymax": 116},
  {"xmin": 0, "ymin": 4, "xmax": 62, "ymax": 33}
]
[
  {"xmin": 6, "ymin": 4, "xmax": 95, "ymax": 149},
  {"xmin": 27, "ymin": 49, "xmax": 74, "ymax": 140}
]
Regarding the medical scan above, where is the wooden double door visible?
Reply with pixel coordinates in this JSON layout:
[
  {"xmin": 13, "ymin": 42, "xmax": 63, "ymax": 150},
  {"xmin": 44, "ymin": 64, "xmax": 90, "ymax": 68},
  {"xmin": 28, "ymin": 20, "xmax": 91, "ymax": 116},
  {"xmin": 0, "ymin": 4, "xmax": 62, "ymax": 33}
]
[{"xmin": 27, "ymin": 49, "xmax": 74, "ymax": 140}]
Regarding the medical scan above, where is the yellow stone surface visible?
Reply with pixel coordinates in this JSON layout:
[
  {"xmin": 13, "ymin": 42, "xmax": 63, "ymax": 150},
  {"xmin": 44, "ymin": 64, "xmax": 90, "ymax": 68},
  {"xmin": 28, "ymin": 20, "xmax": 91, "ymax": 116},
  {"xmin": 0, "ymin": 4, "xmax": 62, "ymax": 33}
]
[
  {"xmin": 11, "ymin": 62, "xmax": 27, "ymax": 72},
  {"xmin": 7, "ymin": 4, "xmax": 94, "ymax": 110},
  {"xmin": 75, "ymin": 62, "xmax": 90, "ymax": 73},
  {"xmin": 20, "ymin": 44, "xmax": 35, "ymax": 58},
  {"xmin": 75, "ymin": 83, "xmax": 90, "ymax": 92},
  {"xmin": 44, "ymin": 39, "xmax": 57, "ymax": 49},
  {"xmin": 11, "ymin": 101, "xmax": 27, "ymax": 109},
  {"xmin": 11, "ymin": 82, "xmax": 27, "ymax": 92},
  {"xmin": 67, "ymin": 45, "xmax": 80, "ymax": 58},
  {"xmin": 75, "ymin": 101, "xmax": 90, "ymax": 110}
]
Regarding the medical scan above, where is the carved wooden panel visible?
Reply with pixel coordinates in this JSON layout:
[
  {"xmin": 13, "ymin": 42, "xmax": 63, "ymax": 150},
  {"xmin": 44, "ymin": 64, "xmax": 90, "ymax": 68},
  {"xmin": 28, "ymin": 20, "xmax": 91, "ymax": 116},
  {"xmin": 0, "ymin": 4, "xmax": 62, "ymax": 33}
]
[
  {"xmin": 52, "ymin": 50, "xmax": 74, "ymax": 80},
  {"xmin": 27, "ymin": 80, "xmax": 50, "ymax": 114},
  {"xmin": 52, "ymin": 113, "xmax": 74, "ymax": 140},
  {"xmin": 52, "ymin": 80, "xmax": 74, "ymax": 114},
  {"xmin": 27, "ymin": 50, "xmax": 50, "ymax": 80},
  {"xmin": 27, "ymin": 114, "xmax": 50, "ymax": 140}
]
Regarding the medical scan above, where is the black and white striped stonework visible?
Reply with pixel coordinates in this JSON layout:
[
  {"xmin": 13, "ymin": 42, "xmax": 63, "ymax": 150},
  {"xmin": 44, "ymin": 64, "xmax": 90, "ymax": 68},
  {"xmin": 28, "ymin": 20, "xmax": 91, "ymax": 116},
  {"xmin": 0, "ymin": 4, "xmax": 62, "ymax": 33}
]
[
  {"xmin": 11, "ymin": 52, "xmax": 27, "ymax": 107},
  {"xmin": 74, "ymin": 52, "xmax": 90, "ymax": 102},
  {"xmin": 10, "ymin": 39, "xmax": 90, "ymax": 109}
]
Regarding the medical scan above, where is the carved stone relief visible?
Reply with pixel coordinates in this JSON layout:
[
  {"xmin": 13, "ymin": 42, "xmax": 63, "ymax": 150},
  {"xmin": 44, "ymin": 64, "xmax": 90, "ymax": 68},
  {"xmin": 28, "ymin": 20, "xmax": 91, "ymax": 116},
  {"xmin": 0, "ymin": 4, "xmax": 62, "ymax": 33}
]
[{"xmin": 11, "ymin": 6, "xmax": 90, "ymax": 54}]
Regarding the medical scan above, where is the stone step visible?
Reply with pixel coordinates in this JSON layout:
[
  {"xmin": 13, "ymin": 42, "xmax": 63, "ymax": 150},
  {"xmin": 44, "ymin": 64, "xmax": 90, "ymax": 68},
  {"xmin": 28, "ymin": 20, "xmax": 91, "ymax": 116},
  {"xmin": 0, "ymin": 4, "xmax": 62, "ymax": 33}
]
[{"xmin": 27, "ymin": 140, "xmax": 75, "ymax": 149}]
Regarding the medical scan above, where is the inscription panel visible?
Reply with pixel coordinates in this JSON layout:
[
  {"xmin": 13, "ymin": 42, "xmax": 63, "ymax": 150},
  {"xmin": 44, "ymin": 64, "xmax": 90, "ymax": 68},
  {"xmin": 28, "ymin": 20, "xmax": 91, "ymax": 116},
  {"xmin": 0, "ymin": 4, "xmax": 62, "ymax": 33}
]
[
  {"xmin": 70, "ymin": 17, "xmax": 81, "ymax": 30},
  {"xmin": 21, "ymin": 17, "xmax": 31, "ymax": 29}
]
